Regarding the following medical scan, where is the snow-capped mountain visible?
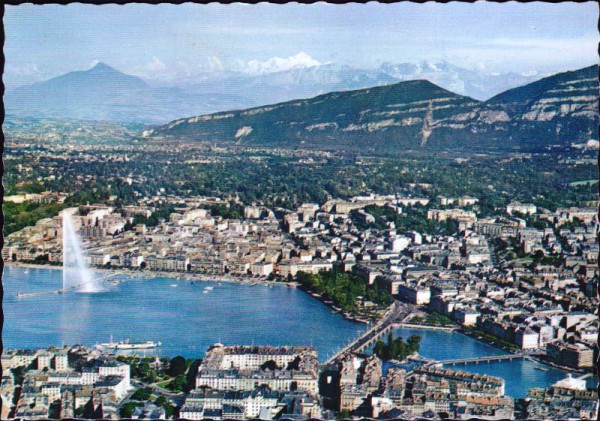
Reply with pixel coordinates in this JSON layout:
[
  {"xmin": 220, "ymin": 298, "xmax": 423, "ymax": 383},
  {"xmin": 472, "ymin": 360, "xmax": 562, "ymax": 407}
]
[{"xmin": 379, "ymin": 60, "xmax": 543, "ymax": 100}]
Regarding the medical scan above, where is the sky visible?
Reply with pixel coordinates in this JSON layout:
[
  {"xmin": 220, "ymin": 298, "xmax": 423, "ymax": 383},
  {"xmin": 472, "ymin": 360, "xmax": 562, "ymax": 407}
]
[{"xmin": 4, "ymin": 2, "xmax": 598, "ymax": 88}]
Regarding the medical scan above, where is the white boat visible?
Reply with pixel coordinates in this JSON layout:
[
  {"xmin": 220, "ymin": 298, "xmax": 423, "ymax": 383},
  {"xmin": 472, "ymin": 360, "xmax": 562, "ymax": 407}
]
[
  {"xmin": 204, "ymin": 286, "xmax": 214, "ymax": 291},
  {"xmin": 97, "ymin": 336, "xmax": 161, "ymax": 350},
  {"xmin": 114, "ymin": 340, "xmax": 161, "ymax": 350},
  {"xmin": 203, "ymin": 290, "xmax": 209, "ymax": 294},
  {"xmin": 170, "ymin": 284, "xmax": 178, "ymax": 287}
]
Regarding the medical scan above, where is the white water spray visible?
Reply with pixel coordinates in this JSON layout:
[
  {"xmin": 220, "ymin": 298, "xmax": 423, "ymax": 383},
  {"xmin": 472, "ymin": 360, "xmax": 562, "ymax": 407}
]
[{"xmin": 62, "ymin": 212, "xmax": 104, "ymax": 293}]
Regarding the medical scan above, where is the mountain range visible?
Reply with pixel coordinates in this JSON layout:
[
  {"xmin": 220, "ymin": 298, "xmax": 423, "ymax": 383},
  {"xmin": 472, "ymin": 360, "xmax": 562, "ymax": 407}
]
[
  {"xmin": 4, "ymin": 63, "xmax": 253, "ymax": 123},
  {"xmin": 147, "ymin": 65, "xmax": 598, "ymax": 152},
  {"xmin": 5, "ymin": 61, "xmax": 545, "ymax": 124}
]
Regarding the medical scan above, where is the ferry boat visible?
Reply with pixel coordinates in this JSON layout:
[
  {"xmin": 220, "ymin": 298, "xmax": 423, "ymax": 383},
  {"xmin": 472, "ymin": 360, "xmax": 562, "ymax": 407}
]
[{"xmin": 97, "ymin": 336, "xmax": 161, "ymax": 350}]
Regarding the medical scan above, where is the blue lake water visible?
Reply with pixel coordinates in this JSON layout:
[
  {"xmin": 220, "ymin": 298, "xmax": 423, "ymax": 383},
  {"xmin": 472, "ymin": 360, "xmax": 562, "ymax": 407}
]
[
  {"xmin": 3, "ymin": 266, "xmax": 595, "ymax": 398},
  {"xmin": 2, "ymin": 266, "xmax": 366, "ymax": 361}
]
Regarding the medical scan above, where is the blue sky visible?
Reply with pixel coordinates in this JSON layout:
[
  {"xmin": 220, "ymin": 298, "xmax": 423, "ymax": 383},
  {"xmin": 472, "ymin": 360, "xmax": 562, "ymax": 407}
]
[{"xmin": 4, "ymin": 2, "xmax": 598, "ymax": 87}]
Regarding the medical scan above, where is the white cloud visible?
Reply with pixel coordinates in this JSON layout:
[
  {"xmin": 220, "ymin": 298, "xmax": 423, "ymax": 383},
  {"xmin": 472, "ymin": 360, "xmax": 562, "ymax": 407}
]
[
  {"xmin": 4, "ymin": 63, "xmax": 52, "ymax": 88},
  {"xmin": 145, "ymin": 57, "xmax": 168, "ymax": 72},
  {"xmin": 242, "ymin": 52, "xmax": 322, "ymax": 75},
  {"xmin": 206, "ymin": 56, "xmax": 224, "ymax": 71},
  {"xmin": 445, "ymin": 34, "xmax": 597, "ymax": 73}
]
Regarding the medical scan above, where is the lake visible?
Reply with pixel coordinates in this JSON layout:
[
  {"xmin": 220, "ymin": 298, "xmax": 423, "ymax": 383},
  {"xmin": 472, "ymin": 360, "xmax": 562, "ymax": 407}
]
[
  {"xmin": 3, "ymin": 266, "xmax": 595, "ymax": 398},
  {"xmin": 3, "ymin": 266, "xmax": 366, "ymax": 361}
]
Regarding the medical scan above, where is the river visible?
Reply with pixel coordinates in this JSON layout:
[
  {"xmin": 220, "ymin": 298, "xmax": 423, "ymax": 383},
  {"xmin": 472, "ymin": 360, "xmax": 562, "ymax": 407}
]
[{"xmin": 371, "ymin": 327, "xmax": 595, "ymax": 398}]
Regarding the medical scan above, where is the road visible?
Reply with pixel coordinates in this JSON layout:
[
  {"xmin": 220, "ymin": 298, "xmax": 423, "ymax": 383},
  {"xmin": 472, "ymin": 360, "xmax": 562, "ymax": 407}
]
[{"xmin": 325, "ymin": 300, "xmax": 415, "ymax": 364}]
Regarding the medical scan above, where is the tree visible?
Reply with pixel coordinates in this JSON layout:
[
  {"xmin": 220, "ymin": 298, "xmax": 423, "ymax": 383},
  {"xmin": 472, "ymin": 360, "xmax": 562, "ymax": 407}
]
[
  {"xmin": 260, "ymin": 360, "xmax": 280, "ymax": 371},
  {"xmin": 131, "ymin": 387, "xmax": 152, "ymax": 401},
  {"xmin": 138, "ymin": 360, "xmax": 151, "ymax": 379},
  {"xmin": 407, "ymin": 335, "xmax": 421, "ymax": 353},
  {"xmin": 120, "ymin": 402, "xmax": 143, "ymax": 418},
  {"xmin": 373, "ymin": 335, "xmax": 421, "ymax": 361},
  {"xmin": 337, "ymin": 410, "xmax": 351, "ymax": 419},
  {"xmin": 168, "ymin": 374, "xmax": 187, "ymax": 392},
  {"xmin": 155, "ymin": 396, "xmax": 168, "ymax": 407},
  {"xmin": 167, "ymin": 356, "xmax": 187, "ymax": 377}
]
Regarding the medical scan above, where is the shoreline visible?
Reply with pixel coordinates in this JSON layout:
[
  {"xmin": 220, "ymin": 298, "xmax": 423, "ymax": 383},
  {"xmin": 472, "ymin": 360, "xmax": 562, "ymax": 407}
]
[
  {"xmin": 296, "ymin": 284, "xmax": 379, "ymax": 325},
  {"xmin": 397, "ymin": 321, "xmax": 594, "ymax": 376},
  {"xmin": 7, "ymin": 263, "xmax": 595, "ymax": 377},
  {"xmin": 456, "ymin": 327, "xmax": 592, "ymax": 375},
  {"xmin": 4, "ymin": 261, "xmax": 297, "ymax": 289},
  {"xmin": 7, "ymin": 262, "xmax": 368, "ymax": 325}
]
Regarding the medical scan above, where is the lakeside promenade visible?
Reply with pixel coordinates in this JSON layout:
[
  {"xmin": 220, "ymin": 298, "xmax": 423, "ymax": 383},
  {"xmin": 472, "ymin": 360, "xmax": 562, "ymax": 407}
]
[{"xmin": 6, "ymin": 261, "xmax": 297, "ymax": 288}]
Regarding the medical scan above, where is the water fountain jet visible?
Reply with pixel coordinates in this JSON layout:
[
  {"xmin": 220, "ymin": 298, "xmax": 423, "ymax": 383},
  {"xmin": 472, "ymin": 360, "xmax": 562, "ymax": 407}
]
[{"xmin": 62, "ymin": 211, "xmax": 104, "ymax": 293}]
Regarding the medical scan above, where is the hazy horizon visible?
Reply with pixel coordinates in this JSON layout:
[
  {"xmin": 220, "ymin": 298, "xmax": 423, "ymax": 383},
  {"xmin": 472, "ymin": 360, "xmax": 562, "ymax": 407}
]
[{"xmin": 4, "ymin": 2, "xmax": 598, "ymax": 89}]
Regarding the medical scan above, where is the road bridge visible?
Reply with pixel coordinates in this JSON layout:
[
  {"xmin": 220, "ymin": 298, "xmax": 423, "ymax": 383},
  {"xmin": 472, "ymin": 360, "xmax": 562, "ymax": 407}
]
[
  {"xmin": 323, "ymin": 301, "xmax": 410, "ymax": 365},
  {"xmin": 430, "ymin": 353, "xmax": 530, "ymax": 366},
  {"xmin": 391, "ymin": 322, "xmax": 456, "ymax": 331}
]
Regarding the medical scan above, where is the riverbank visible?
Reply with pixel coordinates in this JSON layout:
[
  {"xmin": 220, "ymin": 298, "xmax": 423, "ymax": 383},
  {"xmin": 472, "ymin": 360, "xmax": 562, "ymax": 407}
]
[
  {"xmin": 456, "ymin": 326, "xmax": 593, "ymax": 375},
  {"xmin": 528, "ymin": 355, "xmax": 591, "ymax": 375},
  {"xmin": 457, "ymin": 326, "xmax": 519, "ymax": 354}
]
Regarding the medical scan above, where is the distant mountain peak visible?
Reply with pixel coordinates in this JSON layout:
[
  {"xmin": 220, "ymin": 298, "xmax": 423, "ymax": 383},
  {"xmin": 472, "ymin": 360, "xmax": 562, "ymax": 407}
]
[{"xmin": 89, "ymin": 62, "xmax": 119, "ymax": 73}]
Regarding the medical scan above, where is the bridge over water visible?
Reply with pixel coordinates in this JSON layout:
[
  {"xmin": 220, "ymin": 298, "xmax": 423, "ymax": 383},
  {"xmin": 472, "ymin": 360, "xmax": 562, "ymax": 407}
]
[
  {"xmin": 432, "ymin": 353, "xmax": 531, "ymax": 366},
  {"xmin": 323, "ymin": 301, "xmax": 409, "ymax": 365}
]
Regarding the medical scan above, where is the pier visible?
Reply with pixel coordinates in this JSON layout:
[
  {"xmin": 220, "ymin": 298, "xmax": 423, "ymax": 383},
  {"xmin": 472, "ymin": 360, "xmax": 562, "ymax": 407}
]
[{"xmin": 16, "ymin": 271, "xmax": 126, "ymax": 298}]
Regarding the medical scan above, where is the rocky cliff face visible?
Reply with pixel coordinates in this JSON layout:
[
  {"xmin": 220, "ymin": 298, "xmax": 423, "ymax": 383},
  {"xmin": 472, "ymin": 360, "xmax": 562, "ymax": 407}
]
[
  {"xmin": 486, "ymin": 65, "xmax": 597, "ymax": 122},
  {"xmin": 148, "ymin": 65, "xmax": 598, "ymax": 152}
]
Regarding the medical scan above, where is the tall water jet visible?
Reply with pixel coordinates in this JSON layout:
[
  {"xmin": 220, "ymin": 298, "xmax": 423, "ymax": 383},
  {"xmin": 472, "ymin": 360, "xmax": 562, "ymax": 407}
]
[{"xmin": 62, "ymin": 211, "xmax": 104, "ymax": 293}]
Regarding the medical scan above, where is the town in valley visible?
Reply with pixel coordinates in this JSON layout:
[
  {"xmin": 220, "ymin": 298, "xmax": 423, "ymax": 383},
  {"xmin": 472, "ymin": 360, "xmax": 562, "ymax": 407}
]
[{"xmin": 2, "ymin": 3, "xmax": 599, "ymax": 420}]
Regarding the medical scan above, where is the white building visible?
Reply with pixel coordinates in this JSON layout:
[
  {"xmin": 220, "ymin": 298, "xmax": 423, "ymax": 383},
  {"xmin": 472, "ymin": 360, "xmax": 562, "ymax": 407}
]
[
  {"xmin": 454, "ymin": 308, "xmax": 480, "ymax": 326},
  {"xmin": 515, "ymin": 328, "xmax": 539, "ymax": 350},
  {"xmin": 507, "ymin": 202, "xmax": 537, "ymax": 215}
]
